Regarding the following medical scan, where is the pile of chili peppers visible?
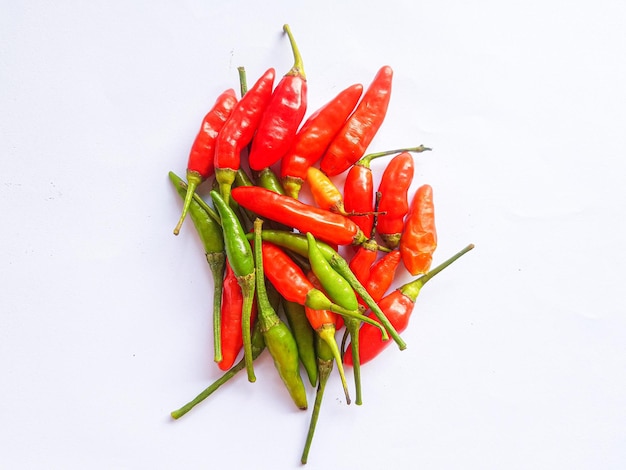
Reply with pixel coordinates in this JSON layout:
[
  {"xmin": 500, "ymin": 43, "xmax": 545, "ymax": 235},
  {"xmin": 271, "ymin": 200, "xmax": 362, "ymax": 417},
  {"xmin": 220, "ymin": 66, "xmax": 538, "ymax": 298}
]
[{"xmin": 168, "ymin": 25, "xmax": 474, "ymax": 464}]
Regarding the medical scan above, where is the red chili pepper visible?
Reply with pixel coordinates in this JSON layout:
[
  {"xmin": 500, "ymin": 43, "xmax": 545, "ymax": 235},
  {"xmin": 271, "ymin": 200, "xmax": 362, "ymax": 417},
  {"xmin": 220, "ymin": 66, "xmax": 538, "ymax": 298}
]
[
  {"xmin": 400, "ymin": 184, "xmax": 437, "ymax": 275},
  {"xmin": 217, "ymin": 261, "xmax": 258, "ymax": 371},
  {"xmin": 348, "ymin": 238, "xmax": 379, "ymax": 287},
  {"xmin": 231, "ymin": 186, "xmax": 367, "ymax": 246},
  {"xmin": 344, "ymin": 244, "xmax": 474, "ymax": 365},
  {"xmin": 173, "ymin": 89, "xmax": 238, "ymax": 235},
  {"xmin": 280, "ymin": 83, "xmax": 363, "ymax": 198},
  {"xmin": 360, "ymin": 249, "xmax": 402, "ymax": 307},
  {"xmin": 320, "ymin": 66, "xmax": 393, "ymax": 176},
  {"xmin": 376, "ymin": 151, "xmax": 414, "ymax": 249},
  {"xmin": 248, "ymin": 25, "xmax": 307, "ymax": 172},
  {"xmin": 214, "ymin": 68, "xmax": 275, "ymax": 203},
  {"xmin": 344, "ymin": 146, "xmax": 431, "ymax": 238}
]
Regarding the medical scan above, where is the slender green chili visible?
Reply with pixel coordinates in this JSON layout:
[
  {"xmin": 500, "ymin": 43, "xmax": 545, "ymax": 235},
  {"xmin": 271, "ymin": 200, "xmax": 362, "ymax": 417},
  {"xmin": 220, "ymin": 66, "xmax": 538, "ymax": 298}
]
[
  {"xmin": 282, "ymin": 299, "xmax": 318, "ymax": 387},
  {"xmin": 210, "ymin": 190, "xmax": 256, "ymax": 382}
]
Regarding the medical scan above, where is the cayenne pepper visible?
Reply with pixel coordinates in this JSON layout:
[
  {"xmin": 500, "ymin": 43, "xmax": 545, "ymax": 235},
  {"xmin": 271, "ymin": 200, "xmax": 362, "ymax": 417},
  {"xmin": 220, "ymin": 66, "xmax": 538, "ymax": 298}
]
[
  {"xmin": 173, "ymin": 89, "xmax": 238, "ymax": 235},
  {"xmin": 320, "ymin": 66, "xmax": 393, "ymax": 176},
  {"xmin": 400, "ymin": 184, "xmax": 437, "ymax": 275},
  {"xmin": 248, "ymin": 24, "xmax": 307, "ymax": 172}
]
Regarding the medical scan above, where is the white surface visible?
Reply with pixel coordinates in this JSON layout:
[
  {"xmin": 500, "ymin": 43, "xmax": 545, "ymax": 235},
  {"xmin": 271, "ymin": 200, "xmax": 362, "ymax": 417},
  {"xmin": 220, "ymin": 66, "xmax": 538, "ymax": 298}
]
[{"xmin": 2, "ymin": 1, "xmax": 625, "ymax": 469}]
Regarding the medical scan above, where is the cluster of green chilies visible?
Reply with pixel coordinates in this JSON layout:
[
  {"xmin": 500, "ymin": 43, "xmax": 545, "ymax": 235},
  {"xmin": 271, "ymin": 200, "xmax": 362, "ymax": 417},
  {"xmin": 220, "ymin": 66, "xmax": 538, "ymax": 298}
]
[{"xmin": 168, "ymin": 24, "xmax": 474, "ymax": 465}]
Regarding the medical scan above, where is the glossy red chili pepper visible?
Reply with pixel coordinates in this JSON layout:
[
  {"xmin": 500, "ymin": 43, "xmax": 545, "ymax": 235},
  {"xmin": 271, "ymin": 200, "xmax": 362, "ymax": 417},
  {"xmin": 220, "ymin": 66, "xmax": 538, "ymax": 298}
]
[
  {"xmin": 320, "ymin": 66, "xmax": 393, "ymax": 176},
  {"xmin": 400, "ymin": 184, "xmax": 437, "ymax": 275},
  {"xmin": 214, "ymin": 68, "xmax": 275, "ymax": 203},
  {"xmin": 344, "ymin": 244, "xmax": 474, "ymax": 365},
  {"xmin": 360, "ymin": 249, "xmax": 402, "ymax": 307},
  {"xmin": 173, "ymin": 89, "xmax": 238, "ymax": 235},
  {"xmin": 280, "ymin": 83, "xmax": 363, "ymax": 198},
  {"xmin": 248, "ymin": 25, "xmax": 307, "ymax": 172},
  {"xmin": 217, "ymin": 261, "xmax": 258, "ymax": 371},
  {"xmin": 344, "ymin": 146, "xmax": 430, "ymax": 238},
  {"xmin": 348, "ymin": 238, "xmax": 379, "ymax": 287},
  {"xmin": 231, "ymin": 186, "xmax": 367, "ymax": 246},
  {"xmin": 376, "ymin": 151, "xmax": 414, "ymax": 249}
]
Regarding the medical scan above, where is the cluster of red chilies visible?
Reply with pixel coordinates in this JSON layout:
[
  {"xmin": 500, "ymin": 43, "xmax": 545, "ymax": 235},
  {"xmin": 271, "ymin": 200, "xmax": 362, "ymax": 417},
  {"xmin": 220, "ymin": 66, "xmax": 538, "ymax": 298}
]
[{"xmin": 168, "ymin": 25, "xmax": 474, "ymax": 464}]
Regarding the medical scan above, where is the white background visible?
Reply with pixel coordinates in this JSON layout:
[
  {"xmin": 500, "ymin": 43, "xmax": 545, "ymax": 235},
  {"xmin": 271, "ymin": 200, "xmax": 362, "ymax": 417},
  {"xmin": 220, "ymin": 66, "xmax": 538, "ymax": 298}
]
[{"xmin": 2, "ymin": 1, "xmax": 625, "ymax": 469}]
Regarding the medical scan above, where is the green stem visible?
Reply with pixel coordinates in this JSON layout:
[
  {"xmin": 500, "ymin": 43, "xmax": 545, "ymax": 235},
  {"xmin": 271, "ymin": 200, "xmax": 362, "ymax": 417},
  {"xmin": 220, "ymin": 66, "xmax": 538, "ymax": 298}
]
[
  {"xmin": 356, "ymin": 145, "xmax": 432, "ymax": 169},
  {"xmin": 344, "ymin": 317, "xmax": 363, "ymax": 406},
  {"xmin": 282, "ymin": 24, "xmax": 305, "ymax": 79}
]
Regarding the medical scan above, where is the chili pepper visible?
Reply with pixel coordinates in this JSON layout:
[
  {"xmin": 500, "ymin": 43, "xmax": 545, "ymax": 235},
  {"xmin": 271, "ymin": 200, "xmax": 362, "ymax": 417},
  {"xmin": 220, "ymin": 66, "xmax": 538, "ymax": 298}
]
[
  {"xmin": 282, "ymin": 299, "xmax": 318, "ymax": 387},
  {"xmin": 348, "ymin": 237, "xmax": 379, "ymax": 287},
  {"xmin": 344, "ymin": 146, "xmax": 431, "ymax": 238},
  {"xmin": 247, "ymin": 229, "xmax": 406, "ymax": 350},
  {"xmin": 248, "ymin": 25, "xmax": 307, "ymax": 172},
  {"xmin": 253, "ymin": 219, "xmax": 308, "ymax": 410},
  {"xmin": 281, "ymin": 84, "xmax": 363, "ymax": 199},
  {"xmin": 170, "ymin": 322, "xmax": 266, "ymax": 419},
  {"xmin": 320, "ymin": 66, "xmax": 393, "ymax": 176},
  {"xmin": 376, "ymin": 151, "xmax": 414, "ymax": 249},
  {"xmin": 344, "ymin": 244, "xmax": 474, "ymax": 366},
  {"xmin": 300, "ymin": 334, "xmax": 334, "ymax": 464},
  {"xmin": 400, "ymin": 184, "xmax": 437, "ymax": 275},
  {"xmin": 307, "ymin": 232, "xmax": 369, "ymax": 405},
  {"xmin": 173, "ymin": 89, "xmax": 238, "ymax": 235},
  {"xmin": 169, "ymin": 171, "xmax": 227, "ymax": 363},
  {"xmin": 217, "ymin": 261, "xmax": 259, "ymax": 371},
  {"xmin": 256, "ymin": 166, "xmax": 286, "ymax": 195},
  {"xmin": 210, "ymin": 190, "xmax": 256, "ymax": 382},
  {"xmin": 360, "ymin": 249, "xmax": 402, "ymax": 307},
  {"xmin": 306, "ymin": 166, "xmax": 371, "ymax": 216},
  {"xmin": 231, "ymin": 186, "xmax": 366, "ymax": 246},
  {"xmin": 214, "ymin": 68, "xmax": 275, "ymax": 204}
]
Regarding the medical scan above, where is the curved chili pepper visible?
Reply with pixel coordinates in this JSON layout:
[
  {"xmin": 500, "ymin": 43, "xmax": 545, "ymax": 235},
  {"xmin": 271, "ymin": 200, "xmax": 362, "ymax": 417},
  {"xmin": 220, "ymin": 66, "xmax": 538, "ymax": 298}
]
[
  {"xmin": 344, "ymin": 244, "xmax": 474, "ymax": 366},
  {"xmin": 320, "ymin": 66, "xmax": 393, "ymax": 176},
  {"xmin": 253, "ymin": 219, "xmax": 308, "ymax": 410},
  {"xmin": 169, "ymin": 171, "xmax": 226, "ymax": 363},
  {"xmin": 344, "ymin": 146, "xmax": 430, "ymax": 238},
  {"xmin": 231, "ymin": 186, "xmax": 367, "ymax": 246},
  {"xmin": 307, "ymin": 232, "xmax": 368, "ymax": 405},
  {"xmin": 301, "ymin": 334, "xmax": 334, "ymax": 464},
  {"xmin": 247, "ymin": 229, "xmax": 406, "ymax": 350},
  {"xmin": 170, "ymin": 322, "xmax": 266, "ymax": 419},
  {"xmin": 214, "ymin": 68, "xmax": 275, "ymax": 204},
  {"xmin": 400, "ymin": 184, "xmax": 437, "ymax": 275},
  {"xmin": 173, "ymin": 89, "xmax": 238, "ymax": 235},
  {"xmin": 248, "ymin": 25, "xmax": 307, "ymax": 172},
  {"xmin": 281, "ymin": 83, "xmax": 363, "ymax": 198},
  {"xmin": 282, "ymin": 299, "xmax": 318, "ymax": 387},
  {"xmin": 376, "ymin": 151, "xmax": 414, "ymax": 249},
  {"xmin": 210, "ymin": 190, "xmax": 256, "ymax": 382},
  {"xmin": 217, "ymin": 261, "xmax": 259, "ymax": 371}
]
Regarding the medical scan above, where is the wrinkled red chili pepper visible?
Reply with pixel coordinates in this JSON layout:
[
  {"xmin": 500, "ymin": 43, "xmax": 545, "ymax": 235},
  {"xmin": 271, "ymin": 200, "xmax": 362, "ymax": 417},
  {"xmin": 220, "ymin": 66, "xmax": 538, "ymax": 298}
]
[
  {"xmin": 320, "ymin": 66, "xmax": 393, "ymax": 176},
  {"xmin": 248, "ymin": 25, "xmax": 307, "ymax": 172},
  {"xmin": 173, "ymin": 89, "xmax": 238, "ymax": 235},
  {"xmin": 344, "ymin": 244, "xmax": 474, "ymax": 365},
  {"xmin": 214, "ymin": 68, "xmax": 275, "ymax": 203},
  {"xmin": 231, "ymin": 186, "xmax": 367, "ymax": 246},
  {"xmin": 280, "ymin": 83, "xmax": 363, "ymax": 198},
  {"xmin": 217, "ymin": 261, "xmax": 258, "ymax": 371},
  {"xmin": 376, "ymin": 151, "xmax": 414, "ymax": 249},
  {"xmin": 400, "ymin": 184, "xmax": 437, "ymax": 275}
]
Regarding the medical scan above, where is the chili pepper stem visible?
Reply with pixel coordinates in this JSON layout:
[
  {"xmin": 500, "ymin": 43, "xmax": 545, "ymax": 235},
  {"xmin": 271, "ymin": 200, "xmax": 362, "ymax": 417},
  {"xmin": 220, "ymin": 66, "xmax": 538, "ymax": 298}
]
[
  {"xmin": 282, "ymin": 24, "xmax": 305, "ymax": 79},
  {"xmin": 402, "ymin": 244, "xmax": 475, "ymax": 301},
  {"xmin": 238, "ymin": 273, "xmax": 256, "ymax": 382},
  {"xmin": 216, "ymin": 168, "xmax": 237, "ymax": 205},
  {"xmin": 343, "ymin": 317, "xmax": 364, "ymax": 405},
  {"xmin": 173, "ymin": 171, "xmax": 203, "ymax": 235},
  {"xmin": 207, "ymin": 252, "xmax": 226, "ymax": 363},
  {"xmin": 169, "ymin": 172, "xmax": 221, "ymax": 225},
  {"xmin": 301, "ymin": 357, "xmax": 333, "ymax": 464},
  {"xmin": 357, "ymin": 145, "xmax": 431, "ymax": 168},
  {"xmin": 316, "ymin": 325, "xmax": 351, "ymax": 405}
]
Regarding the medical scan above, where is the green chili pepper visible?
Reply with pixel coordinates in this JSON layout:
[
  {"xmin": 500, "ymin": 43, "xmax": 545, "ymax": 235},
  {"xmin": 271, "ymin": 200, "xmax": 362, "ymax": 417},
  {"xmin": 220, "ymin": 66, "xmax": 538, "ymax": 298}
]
[
  {"xmin": 249, "ymin": 229, "xmax": 406, "ymax": 350},
  {"xmin": 301, "ymin": 334, "xmax": 334, "ymax": 464},
  {"xmin": 210, "ymin": 190, "xmax": 256, "ymax": 383},
  {"xmin": 170, "ymin": 323, "xmax": 266, "ymax": 419},
  {"xmin": 282, "ymin": 299, "xmax": 318, "ymax": 387},
  {"xmin": 169, "ymin": 171, "xmax": 226, "ymax": 363},
  {"xmin": 256, "ymin": 166, "xmax": 286, "ymax": 195},
  {"xmin": 306, "ymin": 232, "xmax": 365, "ymax": 405},
  {"xmin": 254, "ymin": 218, "xmax": 308, "ymax": 410}
]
